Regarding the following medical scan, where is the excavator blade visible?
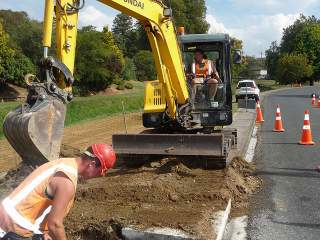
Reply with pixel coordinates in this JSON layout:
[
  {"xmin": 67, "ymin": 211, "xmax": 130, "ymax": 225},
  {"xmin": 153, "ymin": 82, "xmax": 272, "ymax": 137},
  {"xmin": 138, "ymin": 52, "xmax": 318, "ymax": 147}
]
[
  {"xmin": 3, "ymin": 99, "xmax": 66, "ymax": 166},
  {"xmin": 113, "ymin": 133, "xmax": 233, "ymax": 169}
]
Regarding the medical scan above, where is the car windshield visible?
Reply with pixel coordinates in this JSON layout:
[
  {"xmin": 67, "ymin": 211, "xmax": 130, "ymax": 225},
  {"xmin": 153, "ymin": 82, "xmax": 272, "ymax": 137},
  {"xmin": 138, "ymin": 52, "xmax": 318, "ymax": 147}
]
[{"xmin": 238, "ymin": 82, "xmax": 255, "ymax": 88}]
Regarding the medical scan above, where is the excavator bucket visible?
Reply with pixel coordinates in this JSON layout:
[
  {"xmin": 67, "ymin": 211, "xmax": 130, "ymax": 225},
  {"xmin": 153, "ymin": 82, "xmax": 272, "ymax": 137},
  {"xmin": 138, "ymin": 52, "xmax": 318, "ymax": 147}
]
[
  {"xmin": 3, "ymin": 98, "xmax": 66, "ymax": 166},
  {"xmin": 113, "ymin": 133, "xmax": 234, "ymax": 169}
]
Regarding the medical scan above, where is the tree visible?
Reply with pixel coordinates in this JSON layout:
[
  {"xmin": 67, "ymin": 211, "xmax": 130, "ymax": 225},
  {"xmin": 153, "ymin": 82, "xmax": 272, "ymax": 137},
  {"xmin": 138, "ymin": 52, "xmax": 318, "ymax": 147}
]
[
  {"xmin": 280, "ymin": 15, "xmax": 320, "ymax": 83},
  {"xmin": 132, "ymin": 0, "xmax": 210, "ymax": 54},
  {"xmin": 265, "ymin": 41, "xmax": 280, "ymax": 80},
  {"xmin": 123, "ymin": 57, "xmax": 136, "ymax": 81},
  {"xmin": 112, "ymin": 13, "xmax": 139, "ymax": 58},
  {"xmin": 103, "ymin": 26, "xmax": 125, "ymax": 75},
  {"xmin": 162, "ymin": 0, "xmax": 209, "ymax": 33},
  {"xmin": 0, "ymin": 20, "xmax": 14, "ymax": 85},
  {"xmin": 276, "ymin": 54, "xmax": 313, "ymax": 85},
  {"xmin": 231, "ymin": 38, "xmax": 249, "ymax": 79},
  {"xmin": 74, "ymin": 26, "xmax": 125, "ymax": 94},
  {"xmin": 0, "ymin": 10, "xmax": 42, "ymax": 66},
  {"xmin": 133, "ymin": 50, "xmax": 156, "ymax": 81},
  {"xmin": 0, "ymin": 20, "xmax": 34, "ymax": 87}
]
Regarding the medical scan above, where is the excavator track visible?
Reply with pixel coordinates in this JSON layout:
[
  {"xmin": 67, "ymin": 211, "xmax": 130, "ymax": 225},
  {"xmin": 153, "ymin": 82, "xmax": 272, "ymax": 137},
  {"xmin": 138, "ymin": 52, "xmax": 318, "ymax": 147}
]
[{"xmin": 112, "ymin": 128, "xmax": 237, "ymax": 169}]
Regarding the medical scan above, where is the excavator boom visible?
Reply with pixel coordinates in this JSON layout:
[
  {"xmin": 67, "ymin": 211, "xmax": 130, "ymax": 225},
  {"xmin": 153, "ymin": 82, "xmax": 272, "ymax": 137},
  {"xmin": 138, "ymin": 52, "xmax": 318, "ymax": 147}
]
[{"xmin": 3, "ymin": 0, "xmax": 235, "ymax": 168}]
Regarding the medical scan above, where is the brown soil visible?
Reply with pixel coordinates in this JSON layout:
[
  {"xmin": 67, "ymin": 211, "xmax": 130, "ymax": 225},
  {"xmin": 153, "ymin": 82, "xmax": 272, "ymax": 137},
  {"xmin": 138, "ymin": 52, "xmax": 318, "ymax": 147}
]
[
  {"xmin": 65, "ymin": 157, "xmax": 261, "ymax": 240},
  {"xmin": 0, "ymin": 111, "xmax": 262, "ymax": 239},
  {"xmin": 0, "ymin": 112, "xmax": 143, "ymax": 173},
  {"xmin": 0, "ymin": 83, "xmax": 27, "ymax": 100}
]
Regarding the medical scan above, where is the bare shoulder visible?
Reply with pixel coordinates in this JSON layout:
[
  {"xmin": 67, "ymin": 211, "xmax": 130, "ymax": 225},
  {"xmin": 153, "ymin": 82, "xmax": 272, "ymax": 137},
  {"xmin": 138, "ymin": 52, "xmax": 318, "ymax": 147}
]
[{"xmin": 50, "ymin": 172, "xmax": 75, "ymax": 196}]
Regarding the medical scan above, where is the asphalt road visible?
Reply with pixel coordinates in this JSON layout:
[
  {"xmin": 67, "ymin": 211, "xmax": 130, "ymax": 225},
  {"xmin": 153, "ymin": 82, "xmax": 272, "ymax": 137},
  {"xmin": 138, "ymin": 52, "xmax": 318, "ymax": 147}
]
[{"xmin": 247, "ymin": 86, "xmax": 320, "ymax": 240}]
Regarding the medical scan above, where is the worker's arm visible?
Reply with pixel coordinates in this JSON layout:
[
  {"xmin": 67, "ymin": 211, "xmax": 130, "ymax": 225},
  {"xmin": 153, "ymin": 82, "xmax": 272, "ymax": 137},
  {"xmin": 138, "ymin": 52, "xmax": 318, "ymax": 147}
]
[{"xmin": 47, "ymin": 172, "xmax": 75, "ymax": 240}]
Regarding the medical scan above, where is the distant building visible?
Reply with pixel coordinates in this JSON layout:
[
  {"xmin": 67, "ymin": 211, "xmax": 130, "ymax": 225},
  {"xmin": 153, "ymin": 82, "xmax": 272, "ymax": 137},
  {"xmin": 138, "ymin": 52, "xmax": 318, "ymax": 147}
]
[{"xmin": 257, "ymin": 70, "xmax": 268, "ymax": 79}]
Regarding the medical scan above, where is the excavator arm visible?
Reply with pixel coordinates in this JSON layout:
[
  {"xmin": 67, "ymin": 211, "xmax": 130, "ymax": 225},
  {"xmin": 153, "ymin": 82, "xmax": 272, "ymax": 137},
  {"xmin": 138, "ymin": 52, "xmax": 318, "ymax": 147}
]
[
  {"xmin": 3, "ymin": 0, "xmax": 190, "ymax": 165},
  {"xmin": 50, "ymin": 0, "xmax": 190, "ymax": 116}
]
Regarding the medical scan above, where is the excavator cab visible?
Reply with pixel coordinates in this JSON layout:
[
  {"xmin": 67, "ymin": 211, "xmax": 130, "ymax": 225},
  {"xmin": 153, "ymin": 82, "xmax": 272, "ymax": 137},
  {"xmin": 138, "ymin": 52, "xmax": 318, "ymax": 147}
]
[
  {"xmin": 142, "ymin": 33, "xmax": 235, "ymax": 129},
  {"xmin": 181, "ymin": 33, "xmax": 234, "ymax": 128},
  {"xmin": 180, "ymin": 34, "xmax": 232, "ymax": 127}
]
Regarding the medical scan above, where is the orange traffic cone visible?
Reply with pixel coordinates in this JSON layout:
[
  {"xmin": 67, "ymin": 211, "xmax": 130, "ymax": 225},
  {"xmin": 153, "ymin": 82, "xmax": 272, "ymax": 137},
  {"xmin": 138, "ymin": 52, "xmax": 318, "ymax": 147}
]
[
  {"xmin": 273, "ymin": 105, "xmax": 285, "ymax": 132},
  {"xmin": 312, "ymin": 94, "xmax": 316, "ymax": 106},
  {"xmin": 299, "ymin": 109, "xmax": 314, "ymax": 145},
  {"xmin": 256, "ymin": 101, "xmax": 264, "ymax": 124}
]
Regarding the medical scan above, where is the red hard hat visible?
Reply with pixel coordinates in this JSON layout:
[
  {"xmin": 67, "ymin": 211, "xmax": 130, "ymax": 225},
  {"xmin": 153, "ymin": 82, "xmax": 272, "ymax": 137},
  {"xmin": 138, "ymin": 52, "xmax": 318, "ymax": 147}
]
[{"xmin": 91, "ymin": 144, "xmax": 116, "ymax": 175}]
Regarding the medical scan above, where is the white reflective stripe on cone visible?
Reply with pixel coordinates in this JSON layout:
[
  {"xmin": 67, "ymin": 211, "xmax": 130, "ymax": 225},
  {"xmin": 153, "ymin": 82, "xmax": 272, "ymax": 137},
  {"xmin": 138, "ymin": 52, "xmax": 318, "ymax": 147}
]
[
  {"xmin": 303, "ymin": 125, "xmax": 311, "ymax": 130},
  {"xmin": 2, "ymin": 198, "xmax": 42, "ymax": 234},
  {"xmin": 304, "ymin": 115, "xmax": 310, "ymax": 121},
  {"xmin": 11, "ymin": 164, "xmax": 77, "ymax": 206},
  {"xmin": 276, "ymin": 117, "xmax": 281, "ymax": 120},
  {"xmin": 277, "ymin": 108, "xmax": 280, "ymax": 113}
]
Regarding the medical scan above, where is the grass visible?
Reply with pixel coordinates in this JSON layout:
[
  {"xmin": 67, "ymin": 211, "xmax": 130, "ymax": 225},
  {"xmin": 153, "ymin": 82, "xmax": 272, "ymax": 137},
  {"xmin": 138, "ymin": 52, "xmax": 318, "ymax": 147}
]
[
  {"xmin": 0, "ymin": 81, "xmax": 145, "ymax": 139},
  {"xmin": 65, "ymin": 92, "xmax": 144, "ymax": 126},
  {"xmin": 255, "ymin": 80, "xmax": 285, "ymax": 92},
  {"xmin": 0, "ymin": 102, "xmax": 20, "ymax": 138}
]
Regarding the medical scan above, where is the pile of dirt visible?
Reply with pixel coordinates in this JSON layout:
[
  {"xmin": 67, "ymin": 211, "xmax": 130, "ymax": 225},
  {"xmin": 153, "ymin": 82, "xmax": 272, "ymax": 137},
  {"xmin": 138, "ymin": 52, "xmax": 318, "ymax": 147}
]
[
  {"xmin": 66, "ymin": 156, "xmax": 262, "ymax": 240},
  {"xmin": 60, "ymin": 144, "xmax": 82, "ymax": 157},
  {"xmin": 0, "ymin": 163, "xmax": 34, "ymax": 197}
]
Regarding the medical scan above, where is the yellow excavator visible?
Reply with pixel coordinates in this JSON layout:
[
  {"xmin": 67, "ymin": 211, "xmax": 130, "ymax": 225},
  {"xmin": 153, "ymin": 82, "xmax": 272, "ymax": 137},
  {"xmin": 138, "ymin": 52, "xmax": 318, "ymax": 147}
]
[{"xmin": 3, "ymin": 0, "xmax": 240, "ymax": 168}]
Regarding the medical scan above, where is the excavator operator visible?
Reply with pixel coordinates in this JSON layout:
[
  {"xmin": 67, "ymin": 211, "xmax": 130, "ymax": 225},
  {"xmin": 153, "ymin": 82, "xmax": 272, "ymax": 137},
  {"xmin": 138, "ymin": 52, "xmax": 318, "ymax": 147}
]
[
  {"xmin": 0, "ymin": 144, "xmax": 116, "ymax": 240},
  {"xmin": 190, "ymin": 48, "xmax": 221, "ymax": 106}
]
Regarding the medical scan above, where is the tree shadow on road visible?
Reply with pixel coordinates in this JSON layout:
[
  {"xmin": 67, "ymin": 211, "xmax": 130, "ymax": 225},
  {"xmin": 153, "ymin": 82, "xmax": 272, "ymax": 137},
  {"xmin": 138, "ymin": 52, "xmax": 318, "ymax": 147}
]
[
  {"xmin": 276, "ymin": 167, "xmax": 316, "ymax": 172},
  {"xmin": 262, "ymin": 142, "xmax": 298, "ymax": 145},
  {"xmin": 274, "ymin": 94, "xmax": 311, "ymax": 98},
  {"xmin": 272, "ymin": 220, "xmax": 320, "ymax": 230},
  {"xmin": 255, "ymin": 169, "xmax": 320, "ymax": 179}
]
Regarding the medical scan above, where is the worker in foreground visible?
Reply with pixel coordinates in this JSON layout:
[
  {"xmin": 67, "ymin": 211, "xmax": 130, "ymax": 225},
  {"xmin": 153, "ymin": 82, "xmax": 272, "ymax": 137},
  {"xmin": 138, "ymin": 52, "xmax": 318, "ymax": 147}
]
[
  {"xmin": 190, "ymin": 48, "xmax": 221, "ymax": 106},
  {"xmin": 0, "ymin": 144, "xmax": 116, "ymax": 240}
]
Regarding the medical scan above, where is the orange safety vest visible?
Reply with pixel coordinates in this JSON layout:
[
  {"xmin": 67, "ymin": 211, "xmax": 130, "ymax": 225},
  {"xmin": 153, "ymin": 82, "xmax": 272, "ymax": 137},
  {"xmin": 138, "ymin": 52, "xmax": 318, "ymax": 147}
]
[
  {"xmin": 192, "ymin": 59, "xmax": 213, "ymax": 78},
  {"xmin": 1, "ymin": 158, "xmax": 78, "ymax": 237}
]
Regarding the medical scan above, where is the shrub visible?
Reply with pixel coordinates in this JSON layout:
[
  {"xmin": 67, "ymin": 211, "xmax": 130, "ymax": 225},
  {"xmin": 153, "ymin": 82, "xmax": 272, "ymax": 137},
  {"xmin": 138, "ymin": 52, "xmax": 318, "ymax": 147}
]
[
  {"xmin": 123, "ymin": 57, "xmax": 136, "ymax": 81},
  {"xmin": 117, "ymin": 83, "xmax": 125, "ymax": 90},
  {"xmin": 133, "ymin": 50, "xmax": 156, "ymax": 81},
  {"xmin": 124, "ymin": 82, "xmax": 133, "ymax": 89},
  {"xmin": 276, "ymin": 53, "xmax": 313, "ymax": 85}
]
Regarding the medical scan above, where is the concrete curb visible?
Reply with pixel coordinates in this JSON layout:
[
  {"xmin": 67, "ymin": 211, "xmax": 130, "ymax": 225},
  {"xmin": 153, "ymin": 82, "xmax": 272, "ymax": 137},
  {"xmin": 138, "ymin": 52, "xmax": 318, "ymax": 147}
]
[
  {"xmin": 215, "ymin": 199, "xmax": 232, "ymax": 240},
  {"xmin": 122, "ymin": 227, "xmax": 193, "ymax": 240}
]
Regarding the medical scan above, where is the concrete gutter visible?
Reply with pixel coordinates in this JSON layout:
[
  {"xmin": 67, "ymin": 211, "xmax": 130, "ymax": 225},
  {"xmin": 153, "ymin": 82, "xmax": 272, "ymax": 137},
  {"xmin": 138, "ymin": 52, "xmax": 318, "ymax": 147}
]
[
  {"xmin": 226, "ymin": 108, "xmax": 256, "ymax": 158},
  {"xmin": 122, "ymin": 227, "xmax": 193, "ymax": 240},
  {"xmin": 214, "ymin": 199, "xmax": 232, "ymax": 240}
]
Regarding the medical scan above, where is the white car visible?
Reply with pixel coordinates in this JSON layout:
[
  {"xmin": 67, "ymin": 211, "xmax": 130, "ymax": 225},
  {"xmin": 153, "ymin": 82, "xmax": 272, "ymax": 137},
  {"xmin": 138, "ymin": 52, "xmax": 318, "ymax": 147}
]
[{"xmin": 235, "ymin": 80, "xmax": 260, "ymax": 102}]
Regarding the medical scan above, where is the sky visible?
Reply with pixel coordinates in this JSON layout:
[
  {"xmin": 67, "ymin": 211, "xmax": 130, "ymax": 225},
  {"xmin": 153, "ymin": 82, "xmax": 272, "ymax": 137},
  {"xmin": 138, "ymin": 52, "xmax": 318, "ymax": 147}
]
[{"xmin": 0, "ymin": 0, "xmax": 319, "ymax": 56}]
